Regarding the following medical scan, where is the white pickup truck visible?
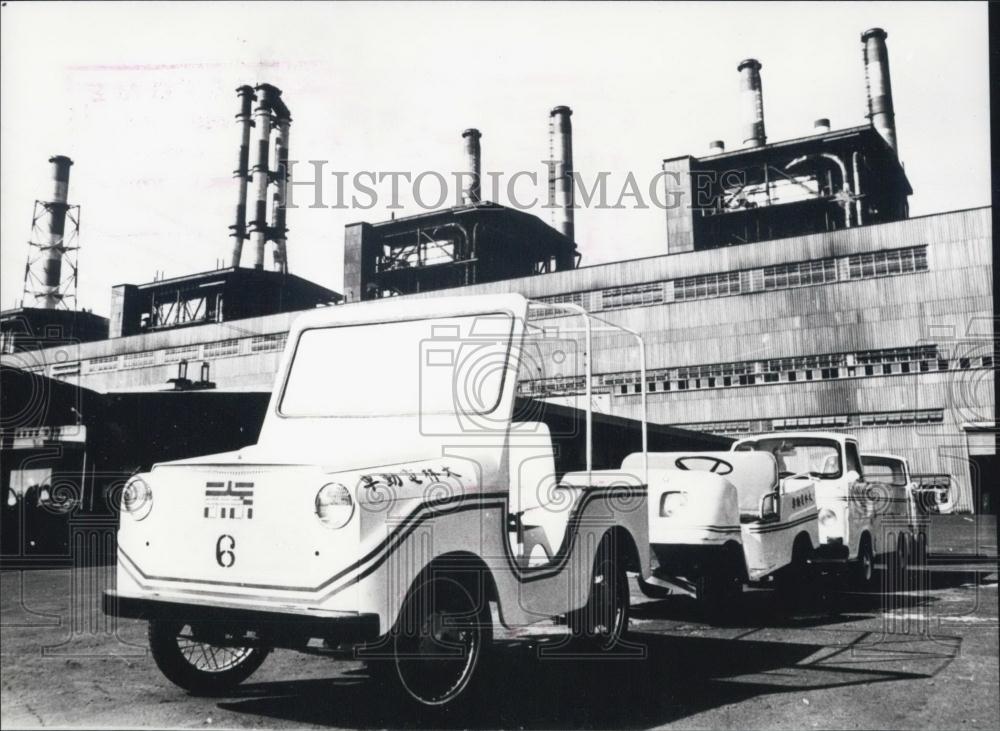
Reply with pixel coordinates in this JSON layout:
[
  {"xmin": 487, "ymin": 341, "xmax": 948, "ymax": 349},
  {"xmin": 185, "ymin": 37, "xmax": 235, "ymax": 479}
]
[
  {"xmin": 104, "ymin": 294, "xmax": 657, "ymax": 708},
  {"xmin": 636, "ymin": 449, "xmax": 825, "ymax": 610},
  {"xmin": 732, "ymin": 432, "xmax": 911, "ymax": 587}
]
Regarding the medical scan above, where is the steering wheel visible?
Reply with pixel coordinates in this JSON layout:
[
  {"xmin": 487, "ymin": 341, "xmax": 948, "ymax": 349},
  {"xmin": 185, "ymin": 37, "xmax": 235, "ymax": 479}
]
[{"xmin": 674, "ymin": 455, "xmax": 734, "ymax": 475}]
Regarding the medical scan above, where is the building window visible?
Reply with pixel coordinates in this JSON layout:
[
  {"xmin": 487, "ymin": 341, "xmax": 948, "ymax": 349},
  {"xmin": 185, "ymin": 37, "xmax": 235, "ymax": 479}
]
[
  {"xmin": 763, "ymin": 258, "xmax": 836, "ymax": 290},
  {"xmin": 601, "ymin": 282, "xmax": 664, "ymax": 310},
  {"xmin": 674, "ymin": 271, "xmax": 741, "ymax": 301},
  {"xmin": 848, "ymin": 246, "xmax": 928, "ymax": 280}
]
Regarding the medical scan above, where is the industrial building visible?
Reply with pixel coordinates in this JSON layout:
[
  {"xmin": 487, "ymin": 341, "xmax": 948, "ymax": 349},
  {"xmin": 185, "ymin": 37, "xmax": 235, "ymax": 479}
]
[{"xmin": 0, "ymin": 29, "xmax": 994, "ymax": 515}]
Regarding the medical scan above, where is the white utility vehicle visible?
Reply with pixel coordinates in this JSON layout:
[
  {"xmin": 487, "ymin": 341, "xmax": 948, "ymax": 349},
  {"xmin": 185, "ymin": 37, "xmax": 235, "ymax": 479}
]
[
  {"xmin": 861, "ymin": 452, "xmax": 927, "ymax": 571},
  {"xmin": 732, "ymin": 432, "xmax": 906, "ymax": 586},
  {"xmin": 104, "ymin": 294, "xmax": 658, "ymax": 708},
  {"xmin": 632, "ymin": 449, "xmax": 826, "ymax": 608}
]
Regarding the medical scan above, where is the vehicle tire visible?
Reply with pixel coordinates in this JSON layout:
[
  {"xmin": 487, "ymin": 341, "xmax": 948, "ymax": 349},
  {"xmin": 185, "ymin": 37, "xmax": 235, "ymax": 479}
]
[
  {"xmin": 148, "ymin": 621, "xmax": 269, "ymax": 695},
  {"xmin": 374, "ymin": 572, "xmax": 492, "ymax": 708},
  {"xmin": 698, "ymin": 551, "xmax": 743, "ymax": 623},
  {"xmin": 774, "ymin": 536, "xmax": 812, "ymax": 609},
  {"xmin": 852, "ymin": 534, "xmax": 875, "ymax": 590},
  {"xmin": 569, "ymin": 539, "xmax": 629, "ymax": 650},
  {"xmin": 887, "ymin": 533, "xmax": 909, "ymax": 587}
]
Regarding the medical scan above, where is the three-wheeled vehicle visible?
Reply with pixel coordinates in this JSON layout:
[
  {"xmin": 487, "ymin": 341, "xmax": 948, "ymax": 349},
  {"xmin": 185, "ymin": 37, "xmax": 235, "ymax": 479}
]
[
  {"xmin": 632, "ymin": 449, "xmax": 825, "ymax": 611},
  {"xmin": 104, "ymin": 294, "xmax": 658, "ymax": 708}
]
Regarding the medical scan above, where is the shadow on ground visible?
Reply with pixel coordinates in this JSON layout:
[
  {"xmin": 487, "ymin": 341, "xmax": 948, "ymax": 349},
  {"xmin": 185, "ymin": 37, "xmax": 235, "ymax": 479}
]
[{"xmin": 216, "ymin": 624, "xmax": 952, "ymax": 729}]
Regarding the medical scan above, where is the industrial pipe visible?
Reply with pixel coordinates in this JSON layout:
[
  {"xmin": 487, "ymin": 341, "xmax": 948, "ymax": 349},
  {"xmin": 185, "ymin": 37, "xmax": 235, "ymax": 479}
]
[
  {"xmin": 737, "ymin": 58, "xmax": 766, "ymax": 148},
  {"xmin": 41, "ymin": 155, "xmax": 74, "ymax": 309},
  {"xmin": 461, "ymin": 128, "xmax": 482, "ymax": 204},
  {"xmin": 861, "ymin": 27, "xmax": 898, "ymax": 151},
  {"xmin": 250, "ymin": 83, "xmax": 278, "ymax": 270},
  {"xmin": 230, "ymin": 85, "xmax": 255, "ymax": 268},
  {"xmin": 549, "ymin": 106, "xmax": 575, "ymax": 242},
  {"xmin": 271, "ymin": 115, "xmax": 291, "ymax": 273}
]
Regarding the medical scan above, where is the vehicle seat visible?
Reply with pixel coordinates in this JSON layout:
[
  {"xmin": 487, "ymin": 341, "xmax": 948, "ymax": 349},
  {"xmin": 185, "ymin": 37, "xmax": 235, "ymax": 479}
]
[{"xmin": 623, "ymin": 451, "xmax": 778, "ymax": 522}]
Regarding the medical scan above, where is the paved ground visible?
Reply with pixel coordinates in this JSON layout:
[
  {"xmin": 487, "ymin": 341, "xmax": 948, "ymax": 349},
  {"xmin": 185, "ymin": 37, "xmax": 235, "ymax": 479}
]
[{"xmin": 1, "ymin": 516, "xmax": 997, "ymax": 729}]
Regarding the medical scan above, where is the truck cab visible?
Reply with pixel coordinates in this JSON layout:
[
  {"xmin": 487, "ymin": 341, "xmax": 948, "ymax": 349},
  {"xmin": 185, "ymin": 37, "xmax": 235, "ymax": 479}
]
[
  {"xmin": 732, "ymin": 432, "xmax": 878, "ymax": 585},
  {"xmin": 861, "ymin": 452, "xmax": 926, "ymax": 571},
  {"xmin": 104, "ymin": 294, "xmax": 653, "ymax": 708}
]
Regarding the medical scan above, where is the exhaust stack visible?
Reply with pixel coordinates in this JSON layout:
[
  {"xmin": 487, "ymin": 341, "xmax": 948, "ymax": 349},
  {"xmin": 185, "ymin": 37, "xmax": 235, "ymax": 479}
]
[
  {"xmin": 229, "ymin": 85, "xmax": 255, "ymax": 267},
  {"xmin": 40, "ymin": 155, "xmax": 74, "ymax": 309},
  {"xmin": 549, "ymin": 106, "xmax": 575, "ymax": 242},
  {"xmin": 737, "ymin": 58, "xmax": 766, "ymax": 148},
  {"xmin": 461, "ymin": 128, "xmax": 482, "ymax": 204},
  {"xmin": 861, "ymin": 27, "xmax": 898, "ymax": 151}
]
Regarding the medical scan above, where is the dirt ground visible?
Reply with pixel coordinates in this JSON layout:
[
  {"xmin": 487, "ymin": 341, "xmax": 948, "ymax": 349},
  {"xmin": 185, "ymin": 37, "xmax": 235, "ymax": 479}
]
[{"xmin": 1, "ymin": 517, "xmax": 997, "ymax": 729}]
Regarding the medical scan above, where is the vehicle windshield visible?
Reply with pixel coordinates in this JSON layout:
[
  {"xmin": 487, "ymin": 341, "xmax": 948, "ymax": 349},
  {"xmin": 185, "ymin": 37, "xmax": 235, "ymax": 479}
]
[
  {"xmin": 862, "ymin": 456, "xmax": 907, "ymax": 486},
  {"xmin": 734, "ymin": 437, "xmax": 842, "ymax": 478},
  {"xmin": 279, "ymin": 312, "xmax": 515, "ymax": 417}
]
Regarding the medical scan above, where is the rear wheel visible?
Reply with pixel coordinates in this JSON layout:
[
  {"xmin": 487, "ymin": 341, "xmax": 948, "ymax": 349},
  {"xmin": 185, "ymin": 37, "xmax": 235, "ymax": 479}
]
[
  {"xmin": 852, "ymin": 535, "xmax": 875, "ymax": 589},
  {"xmin": 569, "ymin": 539, "xmax": 629, "ymax": 649},
  {"xmin": 148, "ymin": 621, "xmax": 269, "ymax": 695},
  {"xmin": 888, "ymin": 533, "xmax": 909, "ymax": 587},
  {"xmin": 775, "ymin": 535, "xmax": 814, "ymax": 609},
  {"xmin": 698, "ymin": 550, "xmax": 744, "ymax": 622},
  {"xmin": 374, "ymin": 573, "xmax": 491, "ymax": 708}
]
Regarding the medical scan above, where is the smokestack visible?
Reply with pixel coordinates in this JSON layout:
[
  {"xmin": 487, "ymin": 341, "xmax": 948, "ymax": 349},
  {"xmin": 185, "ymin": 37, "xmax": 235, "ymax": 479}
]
[
  {"xmin": 737, "ymin": 58, "xmax": 766, "ymax": 148},
  {"xmin": 861, "ymin": 27, "xmax": 898, "ymax": 151},
  {"xmin": 549, "ymin": 106, "xmax": 575, "ymax": 242},
  {"xmin": 461, "ymin": 128, "xmax": 482, "ymax": 204},
  {"xmin": 270, "ymin": 114, "xmax": 291, "ymax": 274},
  {"xmin": 41, "ymin": 155, "xmax": 74, "ymax": 309},
  {"xmin": 230, "ymin": 85, "xmax": 255, "ymax": 267},
  {"xmin": 708, "ymin": 140, "xmax": 726, "ymax": 155},
  {"xmin": 249, "ymin": 84, "xmax": 279, "ymax": 270},
  {"xmin": 814, "ymin": 118, "xmax": 831, "ymax": 134}
]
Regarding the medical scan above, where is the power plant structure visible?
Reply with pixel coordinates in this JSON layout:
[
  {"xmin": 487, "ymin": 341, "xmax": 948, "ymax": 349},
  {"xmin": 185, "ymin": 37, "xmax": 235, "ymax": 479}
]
[
  {"xmin": 0, "ymin": 156, "xmax": 108, "ymax": 354},
  {"xmin": 0, "ymin": 26, "xmax": 994, "ymax": 538}
]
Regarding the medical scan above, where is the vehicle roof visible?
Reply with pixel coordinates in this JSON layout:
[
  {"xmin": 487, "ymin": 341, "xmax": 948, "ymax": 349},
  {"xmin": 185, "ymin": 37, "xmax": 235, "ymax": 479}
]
[
  {"xmin": 733, "ymin": 431, "xmax": 857, "ymax": 444},
  {"xmin": 862, "ymin": 452, "xmax": 907, "ymax": 463},
  {"xmin": 287, "ymin": 293, "xmax": 529, "ymax": 331}
]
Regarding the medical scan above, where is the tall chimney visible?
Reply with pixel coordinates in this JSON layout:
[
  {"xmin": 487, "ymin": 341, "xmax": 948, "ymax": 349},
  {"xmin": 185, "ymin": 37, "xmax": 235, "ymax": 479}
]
[
  {"xmin": 230, "ymin": 85, "xmax": 255, "ymax": 267},
  {"xmin": 270, "ymin": 114, "xmax": 291, "ymax": 273},
  {"xmin": 737, "ymin": 58, "xmax": 766, "ymax": 148},
  {"xmin": 861, "ymin": 27, "xmax": 898, "ymax": 151},
  {"xmin": 41, "ymin": 155, "xmax": 74, "ymax": 309},
  {"xmin": 249, "ymin": 84, "xmax": 278, "ymax": 270},
  {"xmin": 461, "ymin": 128, "xmax": 482, "ymax": 204},
  {"xmin": 549, "ymin": 106, "xmax": 575, "ymax": 242}
]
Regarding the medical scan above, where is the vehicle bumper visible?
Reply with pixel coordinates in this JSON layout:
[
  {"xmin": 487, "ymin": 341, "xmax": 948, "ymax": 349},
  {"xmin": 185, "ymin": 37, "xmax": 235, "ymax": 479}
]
[
  {"xmin": 810, "ymin": 540, "xmax": 850, "ymax": 564},
  {"xmin": 102, "ymin": 590, "xmax": 380, "ymax": 646}
]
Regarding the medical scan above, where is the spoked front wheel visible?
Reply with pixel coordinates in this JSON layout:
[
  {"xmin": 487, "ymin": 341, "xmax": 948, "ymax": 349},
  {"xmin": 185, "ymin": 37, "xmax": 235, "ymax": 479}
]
[
  {"xmin": 569, "ymin": 539, "xmax": 629, "ymax": 650},
  {"xmin": 376, "ymin": 574, "xmax": 492, "ymax": 708},
  {"xmin": 148, "ymin": 620, "xmax": 269, "ymax": 695}
]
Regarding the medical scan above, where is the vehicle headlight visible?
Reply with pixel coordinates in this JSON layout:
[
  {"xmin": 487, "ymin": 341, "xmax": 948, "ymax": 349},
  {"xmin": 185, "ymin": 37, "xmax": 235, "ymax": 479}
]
[
  {"xmin": 315, "ymin": 482, "xmax": 354, "ymax": 529},
  {"xmin": 660, "ymin": 492, "xmax": 687, "ymax": 517},
  {"xmin": 819, "ymin": 508, "xmax": 839, "ymax": 528},
  {"xmin": 122, "ymin": 477, "xmax": 153, "ymax": 521}
]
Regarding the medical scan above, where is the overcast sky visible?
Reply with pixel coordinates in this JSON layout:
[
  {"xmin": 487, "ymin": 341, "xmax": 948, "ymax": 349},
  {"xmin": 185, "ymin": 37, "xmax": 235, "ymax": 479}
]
[{"xmin": 0, "ymin": 1, "xmax": 990, "ymax": 316}]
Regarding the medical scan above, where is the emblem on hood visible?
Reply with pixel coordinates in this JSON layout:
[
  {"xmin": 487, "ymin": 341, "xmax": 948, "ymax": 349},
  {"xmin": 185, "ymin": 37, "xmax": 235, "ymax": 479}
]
[{"xmin": 204, "ymin": 481, "xmax": 254, "ymax": 519}]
